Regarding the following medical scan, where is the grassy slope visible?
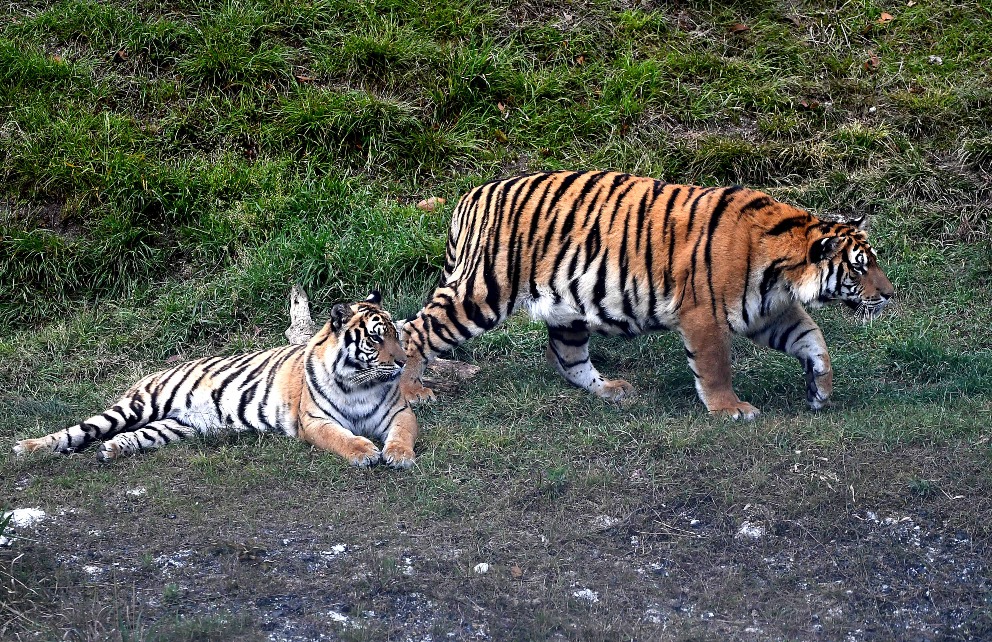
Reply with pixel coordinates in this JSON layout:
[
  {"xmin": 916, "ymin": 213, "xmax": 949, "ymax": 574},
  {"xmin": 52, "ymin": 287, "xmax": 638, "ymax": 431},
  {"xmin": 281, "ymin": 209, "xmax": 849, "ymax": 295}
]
[{"xmin": 2, "ymin": 0, "xmax": 991, "ymax": 640}]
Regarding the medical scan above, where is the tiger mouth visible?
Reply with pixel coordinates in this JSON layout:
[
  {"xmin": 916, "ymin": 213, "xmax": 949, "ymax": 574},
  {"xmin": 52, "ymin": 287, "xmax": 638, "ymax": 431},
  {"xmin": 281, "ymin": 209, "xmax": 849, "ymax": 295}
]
[{"xmin": 847, "ymin": 298, "xmax": 890, "ymax": 322}]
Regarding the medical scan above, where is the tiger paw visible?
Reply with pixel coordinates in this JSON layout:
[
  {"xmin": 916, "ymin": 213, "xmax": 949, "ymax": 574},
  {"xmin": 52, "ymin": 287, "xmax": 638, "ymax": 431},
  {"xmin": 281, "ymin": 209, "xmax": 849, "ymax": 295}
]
[
  {"xmin": 344, "ymin": 437, "xmax": 381, "ymax": 468},
  {"xmin": 595, "ymin": 378, "xmax": 634, "ymax": 402},
  {"xmin": 95, "ymin": 442, "xmax": 121, "ymax": 463},
  {"xmin": 12, "ymin": 438, "xmax": 44, "ymax": 456},
  {"xmin": 709, "ymin": 402, "xmax": 761, "ymax": 421},
  {"xmin": 400, "ymin": 381, "xmax": 436, "ymax": 404},
  {"xmin": 382, "ymin": 443, "xmax": 416, "ymax": 469},
  {"xmin": 805, "ymin": 368, "xmax": 832, "ymax": 410}
]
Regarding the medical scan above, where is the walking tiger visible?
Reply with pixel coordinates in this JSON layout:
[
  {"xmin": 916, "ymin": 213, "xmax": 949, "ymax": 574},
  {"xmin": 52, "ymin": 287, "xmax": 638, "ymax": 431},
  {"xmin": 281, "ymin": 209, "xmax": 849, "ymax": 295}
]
[{"xmin": 399, "ymin": 171, "xmax": 894, "ymax": 419}]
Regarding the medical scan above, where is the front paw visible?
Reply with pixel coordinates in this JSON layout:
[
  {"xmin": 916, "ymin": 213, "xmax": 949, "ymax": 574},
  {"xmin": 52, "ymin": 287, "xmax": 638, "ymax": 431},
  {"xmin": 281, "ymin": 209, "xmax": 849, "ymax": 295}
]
[
  {"xmin": 400, "ymin": 380, "xmax": 436, "ymax": 404},
  {"xmin": 344, "ymin": 437, "xmax": 381, "ymax": 468},
  {"xmin": 382, "ymin": 443, "xmax": 416, "ymax": 469},
  {"xmin": 806, "ymin": 367, "xmax": 832, "ymax": 410},
  {"xmin": 709, "ymin": 402, "xmax": 761, "ymax": 421}
]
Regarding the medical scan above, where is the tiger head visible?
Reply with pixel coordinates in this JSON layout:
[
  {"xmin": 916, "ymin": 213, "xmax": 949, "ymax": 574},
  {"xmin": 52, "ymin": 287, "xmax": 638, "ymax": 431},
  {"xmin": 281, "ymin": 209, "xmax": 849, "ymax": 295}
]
[
  {"xmin": 796, "ymin": 218, "xmax": 895, "ymax": 322},
  {"xmin": 326, "ymin": 292, "xmax": 406, "ymax": 386}
]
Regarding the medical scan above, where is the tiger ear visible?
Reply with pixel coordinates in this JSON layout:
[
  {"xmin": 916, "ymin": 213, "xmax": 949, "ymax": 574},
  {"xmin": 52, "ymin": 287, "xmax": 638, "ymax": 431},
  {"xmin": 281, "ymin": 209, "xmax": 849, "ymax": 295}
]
[
  {"xmin": 848, "ymin": 214, "xmax": 868, "ymax": 230},
  {"xmin": 809, "ymin": 236, "xmax": 842, "ymax": 263},
  {"xmin": 365, "ymin": 291, "xmax": 382, "ymax": 305},
  {"xmin": 330, "ymin": 303, "xmax": 353, "ymax": 332}
]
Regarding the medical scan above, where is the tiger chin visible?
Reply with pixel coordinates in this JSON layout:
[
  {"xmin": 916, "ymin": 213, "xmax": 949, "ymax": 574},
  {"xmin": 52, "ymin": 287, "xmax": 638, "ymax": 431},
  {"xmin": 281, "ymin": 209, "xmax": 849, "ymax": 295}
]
[
  {"xmin": 13, "ymin": 293, "xmax": 419, "ymax": 468},
  {"xmin": 399, "ymin": 171, "xmax": 894, "ymax": 420}
]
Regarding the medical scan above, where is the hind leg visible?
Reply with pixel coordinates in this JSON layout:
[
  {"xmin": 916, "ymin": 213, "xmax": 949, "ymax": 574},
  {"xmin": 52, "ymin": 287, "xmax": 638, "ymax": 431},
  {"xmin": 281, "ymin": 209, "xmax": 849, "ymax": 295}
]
[
  {"xmin": 96, "ymin": 418, "xmax": 199, "ymax": 462},
  {"xmin": 547, "ymin": 322, "xmax": 633, "ymax": 401},
  {"xmin": 400, "ymin": 284, "xmax": 503, "ymax": 403},
  {"xmin": 13, "ymin": 400, "xmax": 148, "ymax": 456}
]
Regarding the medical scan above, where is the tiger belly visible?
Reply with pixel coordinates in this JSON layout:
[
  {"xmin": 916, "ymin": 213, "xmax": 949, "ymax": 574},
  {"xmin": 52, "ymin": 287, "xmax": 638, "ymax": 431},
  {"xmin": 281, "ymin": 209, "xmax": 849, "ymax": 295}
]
[{"xmin": 520, "ymin": 292, "xmax": 679, "ymax": 335}]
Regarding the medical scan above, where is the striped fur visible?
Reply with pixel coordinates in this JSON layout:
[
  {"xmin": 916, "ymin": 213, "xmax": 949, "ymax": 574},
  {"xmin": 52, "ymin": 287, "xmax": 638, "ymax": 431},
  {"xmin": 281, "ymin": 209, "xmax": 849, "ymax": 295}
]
[
  {"xmin": 13, "ymin": 294, "xmax": 418, "ymax": 467},
  {"xmin": 399, "ymin": 171, "xmax": 894, "ymax": 419}
]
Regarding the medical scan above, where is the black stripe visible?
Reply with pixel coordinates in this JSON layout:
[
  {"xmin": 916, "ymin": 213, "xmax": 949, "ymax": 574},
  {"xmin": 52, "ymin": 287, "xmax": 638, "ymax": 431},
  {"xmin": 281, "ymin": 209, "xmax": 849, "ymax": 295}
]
[
  {"xmin": 767, "ymin": 216, "xmax": 808, "ymax": 236},
  {"xmin": 703, "ymin": 187, "xmax": 743, "ymax": 316}
]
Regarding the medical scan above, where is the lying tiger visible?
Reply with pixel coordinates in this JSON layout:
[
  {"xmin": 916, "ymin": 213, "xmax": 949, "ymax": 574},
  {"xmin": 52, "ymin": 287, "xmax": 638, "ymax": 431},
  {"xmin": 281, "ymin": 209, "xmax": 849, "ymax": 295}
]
[
  {"xmin": 400, "ymin": 171, "xmax": 895, "ymax": 419},
  {"xmin": 13, "ymin": 293, "xmax": 417, "ymax": 468}
]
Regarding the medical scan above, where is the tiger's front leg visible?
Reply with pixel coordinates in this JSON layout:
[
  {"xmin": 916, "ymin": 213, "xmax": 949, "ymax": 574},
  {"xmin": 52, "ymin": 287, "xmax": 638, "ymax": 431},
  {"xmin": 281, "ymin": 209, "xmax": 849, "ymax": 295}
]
[
  {"xmin": 381, "ymin": 406, "xmax": 418, "ymax": 469},
  {"xmin": 298, "ymin": 413, "xmax": 381, "ymax": 467},
  {"xmin": 747, "ymin": 304, "xmax": 832, "ymax": 410},
  {"xmin": 679, "ymin": 312, "xmax": 759, "ymax": 420}
]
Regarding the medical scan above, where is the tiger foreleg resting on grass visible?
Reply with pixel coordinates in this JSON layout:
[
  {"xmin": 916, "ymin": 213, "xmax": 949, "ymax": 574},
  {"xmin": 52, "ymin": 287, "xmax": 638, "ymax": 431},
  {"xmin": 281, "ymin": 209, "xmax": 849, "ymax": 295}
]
[
  {"xmin": 298, "ymin": 413, "xmax": 382, "ymax": 468},
  {"xmin": 746, "ymin": 303, "xmax": 832, "ymax": 410},
  {"xmin": 546, "ymin": 321, "xmax": 633, "ymax": 402},
  {"xmin": 381, "ymin": 407, "xmax": 418, "ymax": 469}
]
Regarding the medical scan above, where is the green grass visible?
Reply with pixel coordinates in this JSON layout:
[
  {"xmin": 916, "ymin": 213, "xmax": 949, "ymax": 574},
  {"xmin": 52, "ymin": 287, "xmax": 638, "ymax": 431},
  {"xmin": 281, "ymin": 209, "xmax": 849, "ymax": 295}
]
[{"xmin": 2, "ymin": 0, "xmax": 991, "ymax": 640}]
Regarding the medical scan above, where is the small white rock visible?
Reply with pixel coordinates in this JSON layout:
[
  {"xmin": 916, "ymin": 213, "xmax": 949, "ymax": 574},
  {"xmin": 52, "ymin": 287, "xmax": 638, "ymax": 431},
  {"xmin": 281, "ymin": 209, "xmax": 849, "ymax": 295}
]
[
  {"xmin": 928, "ymin": 55, "xmax": 943, "ymax": 65},
  {"xmin": 572, "ymin": 588, "xmax": 599, "ymax": 603},
  {"xmin": 126, "ymin": 487, "xmax": 147, "ymax": 497},
  {"xmin": 473, "ymin": 562, "xmax": 490, "ymax": 574},
  {"xmin": 83, "ymin": 565, "xmax": 103, "ymax": 576},
  {"xmin": 736, "ymin": 521, "xmax": 765, "ymax": 539},
  {"xmin": 327, "ymin": 610, "xmax": 349, "ymax": 624},
  {"xmin": 868, "ymin": 106, "xmax": 877, "ymax": 114}
]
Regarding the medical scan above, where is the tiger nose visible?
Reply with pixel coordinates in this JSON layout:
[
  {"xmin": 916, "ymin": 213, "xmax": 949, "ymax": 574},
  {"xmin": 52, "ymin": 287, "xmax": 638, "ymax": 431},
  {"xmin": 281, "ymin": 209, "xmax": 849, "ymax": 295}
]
[{"xmin": 879, "ymin": 282, "xmax": 894, "ymax": 301}]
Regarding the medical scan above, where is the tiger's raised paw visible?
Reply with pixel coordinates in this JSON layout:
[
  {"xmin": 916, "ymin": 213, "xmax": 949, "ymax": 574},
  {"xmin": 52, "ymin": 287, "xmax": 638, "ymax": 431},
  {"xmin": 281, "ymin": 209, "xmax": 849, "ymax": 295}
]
[
  {"xmin": 400, "ymin": 381, "xmax": 436, "ymax": 405},
  {"xmin": 382, "ymin": 443, "xmax": 416, "ymax": 469},
  {"xmin": 344, "ymin": 437, "xmax": 381, "ymax": 468},
  {"xmin": 595, "ymin": 378, "xmax": 634, "ymax": 402},
  {"xmin": 710, "ymin": 402, "xmax": 761, "ymax": 421}
]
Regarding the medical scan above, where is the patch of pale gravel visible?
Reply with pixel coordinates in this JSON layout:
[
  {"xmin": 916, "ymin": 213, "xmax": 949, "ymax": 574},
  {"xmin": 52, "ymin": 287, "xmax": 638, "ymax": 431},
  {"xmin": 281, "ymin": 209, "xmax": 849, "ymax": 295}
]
[{"xmin": 4, "ymin": 507, "xmax": 46, "ymax": 528}]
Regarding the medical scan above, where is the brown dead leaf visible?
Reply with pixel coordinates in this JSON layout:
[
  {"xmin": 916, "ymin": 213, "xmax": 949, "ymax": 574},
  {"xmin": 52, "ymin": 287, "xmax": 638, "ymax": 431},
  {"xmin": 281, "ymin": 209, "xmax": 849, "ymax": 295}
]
[
  {"xmin": 575, "ymin": 54, "xmax": 585, "ymax": 65},
  {"xmin": 51, "ymin": 54, "xmax": 63, "ymax": 63},
  {"xmin": 511, "ymin": 565, "xmax": 523, "ymax": 579},
  {"xmin": 864, "ymin": 53, "xmax": 880, "ymax": 71},
  {"xmin": 728, "ymin": 23, "xmax": 750, "ymax": 34},
  {"xmin": 416, "ymin": 197, "xmax": 447, "ymax": 212},
  {"xmin": 877, "ymin": 12, "xmax": 894, "ymax": 24},
  {"xmin": 494, "ymin": 129, "xmax": 508, "ymax": 144},
  {"xmin": 295, "ymin": 75, "xmax": 314, "ymax": 83},
  {"xmin": 112, "ymin": 49, "xmax": 128, "ymax": 63},
  {"xmin": 798, "ymin": 98, "xmax": 821, "ymax": 110}
]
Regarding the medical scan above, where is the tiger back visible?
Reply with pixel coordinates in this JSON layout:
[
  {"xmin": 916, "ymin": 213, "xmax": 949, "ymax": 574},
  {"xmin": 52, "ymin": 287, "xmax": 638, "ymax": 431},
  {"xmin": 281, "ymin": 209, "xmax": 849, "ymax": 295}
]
[
  {"xmin": 13, "ymin": 293, "xmax": 418, "ymax": 468},
  {"xmin": 399, "ymin": 171, "xmax": 894, "ymax": 418}
]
